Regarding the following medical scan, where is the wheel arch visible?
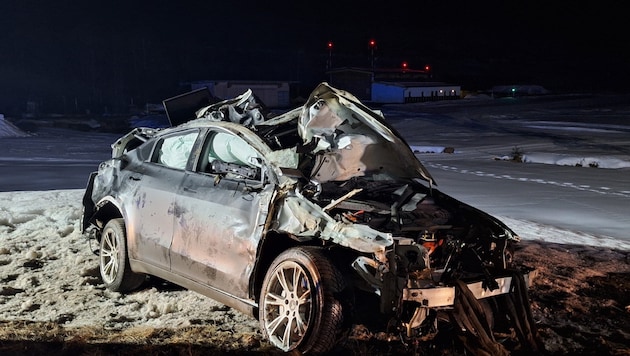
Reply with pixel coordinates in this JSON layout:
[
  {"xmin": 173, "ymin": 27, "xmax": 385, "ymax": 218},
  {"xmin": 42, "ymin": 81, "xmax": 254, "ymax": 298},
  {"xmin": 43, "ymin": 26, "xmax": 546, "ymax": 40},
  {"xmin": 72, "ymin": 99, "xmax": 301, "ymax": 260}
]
[
  {"xmin": 250, "ymin": 232, "xmax": 301, "ymax": 312},
  {"xmin": 90, "ymin": 197, "xmax": 125, "ymax": 240}
]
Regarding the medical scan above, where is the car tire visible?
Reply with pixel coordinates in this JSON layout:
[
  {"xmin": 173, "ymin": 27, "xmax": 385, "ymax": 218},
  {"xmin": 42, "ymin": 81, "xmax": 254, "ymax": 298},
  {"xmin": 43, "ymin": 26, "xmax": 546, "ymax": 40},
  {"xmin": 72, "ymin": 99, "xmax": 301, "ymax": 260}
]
[
  {"xmin": 259, "ymin": 247, "xmax": 346, "ymax": 353},
  {"xmin": 99, "ymin": 218, "xmax": 145, "ymax": 292}
]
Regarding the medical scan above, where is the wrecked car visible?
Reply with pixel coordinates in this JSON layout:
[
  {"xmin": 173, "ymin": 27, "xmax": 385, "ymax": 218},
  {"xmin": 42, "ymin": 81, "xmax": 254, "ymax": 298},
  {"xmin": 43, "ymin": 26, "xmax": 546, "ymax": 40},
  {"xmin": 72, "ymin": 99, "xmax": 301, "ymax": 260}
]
[{"xmin": 81, "ymin": 83, "xmax": 541, "ymax": 354}]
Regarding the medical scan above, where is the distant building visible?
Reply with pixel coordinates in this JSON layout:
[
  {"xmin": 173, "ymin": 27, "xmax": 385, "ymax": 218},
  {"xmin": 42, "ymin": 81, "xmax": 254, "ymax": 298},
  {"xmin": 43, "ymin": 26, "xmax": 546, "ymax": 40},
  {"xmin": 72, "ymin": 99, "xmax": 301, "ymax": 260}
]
[
  {"xmin": 372, "ymin": 82, "xmax": 461, "ymax": 103},
  {"xmin": 326, "ymin": 67, "xmax": 461, "ymax": 104},
  {"xmin": 189, "ymin": 80, "xmax": 293, "ymax": 108}
]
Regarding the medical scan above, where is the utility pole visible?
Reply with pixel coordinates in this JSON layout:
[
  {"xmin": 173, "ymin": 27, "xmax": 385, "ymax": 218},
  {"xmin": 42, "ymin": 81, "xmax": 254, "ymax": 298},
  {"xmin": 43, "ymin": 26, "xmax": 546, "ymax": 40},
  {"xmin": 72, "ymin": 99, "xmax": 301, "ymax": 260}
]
[
  {"xmin": 327, "ymin": 41, "xmax": 334, "ymax": 83},
  {"xmin": 368, "ymin": 39, "xmax": 376, "ymax": 82},
  {"xmin": 327, "ymin": 41, "xmax": 333, "ymax": 69}
]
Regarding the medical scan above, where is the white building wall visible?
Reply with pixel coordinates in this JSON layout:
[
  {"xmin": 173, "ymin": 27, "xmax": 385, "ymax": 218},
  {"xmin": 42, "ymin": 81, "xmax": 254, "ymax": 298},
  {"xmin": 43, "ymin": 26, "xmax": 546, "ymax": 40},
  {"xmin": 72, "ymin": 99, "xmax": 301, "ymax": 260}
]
[{"xmin": 404, "ymin": 85, "xmax": 460, "ymax": 98}]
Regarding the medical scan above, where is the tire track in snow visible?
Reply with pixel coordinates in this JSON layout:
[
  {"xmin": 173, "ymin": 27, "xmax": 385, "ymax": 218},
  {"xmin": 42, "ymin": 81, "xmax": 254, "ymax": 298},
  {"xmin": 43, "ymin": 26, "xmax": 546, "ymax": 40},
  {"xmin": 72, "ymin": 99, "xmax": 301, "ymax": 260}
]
[{"xmin": 427, "ymin": 163, "xmax": 630, "ymax": 198}]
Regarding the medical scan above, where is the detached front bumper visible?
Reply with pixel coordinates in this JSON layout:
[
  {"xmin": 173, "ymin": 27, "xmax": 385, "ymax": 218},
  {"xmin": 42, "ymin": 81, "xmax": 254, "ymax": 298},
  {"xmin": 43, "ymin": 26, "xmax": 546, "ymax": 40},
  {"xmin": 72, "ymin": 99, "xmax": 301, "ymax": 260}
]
[{"xmin": 403, "ymin": 270, "xmax": 536, "ymax": 308}]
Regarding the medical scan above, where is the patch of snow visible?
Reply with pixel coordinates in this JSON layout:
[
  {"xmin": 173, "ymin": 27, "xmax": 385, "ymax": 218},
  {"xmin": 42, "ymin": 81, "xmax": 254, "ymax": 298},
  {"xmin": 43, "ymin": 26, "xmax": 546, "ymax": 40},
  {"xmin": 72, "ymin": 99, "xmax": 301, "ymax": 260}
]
[
  {"xmin": 410, "ymin": 145, "xmax": 452, "ymax": 154},
  {"xmin": 498, "ymin": 216, "xmax": 630, "ymax": 251},
  {"xmin": 0, "ymin": 189, "xmax": 258, "ymax": 330},
  {"xmin": 0, "ymin": 114, "xmax": 29, "ymax": 137},
  {"xmin": 494, "ymin": 152, "xmax": 630, "ymax": 169}
]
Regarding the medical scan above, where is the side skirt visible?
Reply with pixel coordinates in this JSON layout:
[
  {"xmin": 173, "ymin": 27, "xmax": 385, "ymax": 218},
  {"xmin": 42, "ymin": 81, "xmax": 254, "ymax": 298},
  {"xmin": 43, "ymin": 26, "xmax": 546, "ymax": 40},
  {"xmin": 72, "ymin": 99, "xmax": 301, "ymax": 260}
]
[{"xmin": 129, "ymin": 259, "xmax": 257, "ymax": 318}]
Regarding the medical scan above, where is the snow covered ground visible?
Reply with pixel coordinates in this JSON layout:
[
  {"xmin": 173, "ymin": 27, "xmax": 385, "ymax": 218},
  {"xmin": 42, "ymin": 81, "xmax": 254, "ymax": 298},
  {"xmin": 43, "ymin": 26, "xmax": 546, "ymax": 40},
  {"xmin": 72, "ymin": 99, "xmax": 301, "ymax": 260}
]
[
  {"xmin": 0, "ymin": 189, "xmax": 258, "ymax": 327},
  {"xmin": 1, "ymin": 92, "xmax": 629, "ymax": 354}
]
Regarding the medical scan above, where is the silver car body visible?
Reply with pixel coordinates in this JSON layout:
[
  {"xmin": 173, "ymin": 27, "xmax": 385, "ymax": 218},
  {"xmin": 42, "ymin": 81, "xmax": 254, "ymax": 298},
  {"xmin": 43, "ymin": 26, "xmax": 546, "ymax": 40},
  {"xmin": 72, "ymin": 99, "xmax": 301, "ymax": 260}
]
[{"xmin": 82, "ymin": 82, "xmax": 534, "ymax": 350}]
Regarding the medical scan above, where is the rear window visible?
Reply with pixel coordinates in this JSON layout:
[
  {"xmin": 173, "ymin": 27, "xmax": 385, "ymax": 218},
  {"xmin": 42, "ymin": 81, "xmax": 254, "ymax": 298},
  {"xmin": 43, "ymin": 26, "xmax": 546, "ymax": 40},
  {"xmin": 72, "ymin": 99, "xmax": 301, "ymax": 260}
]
[{"xmin": 153, "ymin": 131, "xmax": 199, "ymax": 170}]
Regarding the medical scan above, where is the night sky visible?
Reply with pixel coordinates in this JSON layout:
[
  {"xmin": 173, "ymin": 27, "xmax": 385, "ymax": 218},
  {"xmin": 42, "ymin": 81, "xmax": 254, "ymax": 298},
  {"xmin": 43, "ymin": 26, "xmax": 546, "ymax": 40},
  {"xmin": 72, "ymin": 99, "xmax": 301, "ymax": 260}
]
[{"xmin": 1, "ymin": 0, "xmax": 627, "ymax": 116}]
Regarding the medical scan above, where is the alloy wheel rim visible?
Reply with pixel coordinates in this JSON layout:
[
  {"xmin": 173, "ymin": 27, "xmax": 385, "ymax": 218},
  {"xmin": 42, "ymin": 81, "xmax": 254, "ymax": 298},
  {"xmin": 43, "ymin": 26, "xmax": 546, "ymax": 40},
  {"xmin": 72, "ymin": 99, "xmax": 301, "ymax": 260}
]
[
  {"xmin": 100, "ymin": 229, "xmax": 120, "ymax": 284},
  {"xmin": 262, "ymin": 260, "xmax": 313, "ymax": 351}
]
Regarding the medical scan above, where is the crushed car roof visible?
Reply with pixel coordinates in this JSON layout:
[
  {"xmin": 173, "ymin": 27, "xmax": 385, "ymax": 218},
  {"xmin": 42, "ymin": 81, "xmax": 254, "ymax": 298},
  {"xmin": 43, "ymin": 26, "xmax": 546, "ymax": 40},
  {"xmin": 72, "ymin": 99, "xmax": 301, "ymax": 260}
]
[{"xmin": 124, "ymin": 82, "xmax": 435, "ymax": 185}]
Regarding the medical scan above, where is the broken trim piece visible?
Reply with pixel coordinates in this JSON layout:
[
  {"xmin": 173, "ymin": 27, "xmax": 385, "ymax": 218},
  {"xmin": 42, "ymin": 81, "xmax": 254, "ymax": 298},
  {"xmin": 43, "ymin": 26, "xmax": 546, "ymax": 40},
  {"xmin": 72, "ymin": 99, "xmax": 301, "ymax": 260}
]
[
  {"xmin": 402, "ymin": 273, "xmax": 533, "ymax": 308},
  {"xmin": 323, "ymin": 188, "xmax": 363, "ymax": 212},
  {"xmin": 274, "ymin": 190, "xmax": 393, "ymax": 253}
]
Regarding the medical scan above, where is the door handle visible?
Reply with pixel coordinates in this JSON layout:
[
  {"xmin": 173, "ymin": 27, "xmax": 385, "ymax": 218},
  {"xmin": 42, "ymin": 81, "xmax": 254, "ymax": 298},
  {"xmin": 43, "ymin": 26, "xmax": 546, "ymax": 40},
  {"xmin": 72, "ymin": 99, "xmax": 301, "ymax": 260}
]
[
  {"xmin": 183, "ymin": 186, "xmax": 197, "ymax": 193},
  {"xmin": 129, "ymin": 176, "xmax": 141, "ymax": 181}
]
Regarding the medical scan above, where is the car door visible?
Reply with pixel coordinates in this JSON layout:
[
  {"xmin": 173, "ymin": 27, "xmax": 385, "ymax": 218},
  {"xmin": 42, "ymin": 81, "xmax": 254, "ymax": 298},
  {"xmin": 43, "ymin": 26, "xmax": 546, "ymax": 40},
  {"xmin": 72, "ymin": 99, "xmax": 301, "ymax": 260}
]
[
  {"xmin": 128, "ymin": 129, "xmax": 201, "ymax": 271},
  {"xmin": 170, "ymin": 129, "xmax": 274, "ymax": 299}
]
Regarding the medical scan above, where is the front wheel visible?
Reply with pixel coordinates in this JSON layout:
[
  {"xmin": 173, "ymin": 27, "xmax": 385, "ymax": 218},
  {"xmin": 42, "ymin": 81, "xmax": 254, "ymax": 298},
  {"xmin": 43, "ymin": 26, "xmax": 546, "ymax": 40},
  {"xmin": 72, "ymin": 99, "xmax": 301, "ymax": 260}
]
[
  {"xmin": 99, "ymin": 218, "xmax": 145, "ymax": 292},
  {"xmin": 259, "ymin": 247, "xmax": 347, "ymax": 353}
]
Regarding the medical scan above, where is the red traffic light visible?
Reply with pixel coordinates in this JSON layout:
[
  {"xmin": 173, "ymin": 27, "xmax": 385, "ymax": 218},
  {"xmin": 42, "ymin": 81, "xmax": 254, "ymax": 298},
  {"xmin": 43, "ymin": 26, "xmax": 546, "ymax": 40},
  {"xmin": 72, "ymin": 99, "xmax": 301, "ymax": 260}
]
[
  {"xmin": 424, "ymin": 65, "xmax": 430, "ymax": 71},
  {"xmin": 327, "ymin": 41, "xmax": 333, "ymax": 49},
  {"xmin": 402, "ymin": 61, "xmax": 408, "ymax": 69},
  {"xmin": 369, "ymin": 39, "xmax": 376, "ymax": 48}
]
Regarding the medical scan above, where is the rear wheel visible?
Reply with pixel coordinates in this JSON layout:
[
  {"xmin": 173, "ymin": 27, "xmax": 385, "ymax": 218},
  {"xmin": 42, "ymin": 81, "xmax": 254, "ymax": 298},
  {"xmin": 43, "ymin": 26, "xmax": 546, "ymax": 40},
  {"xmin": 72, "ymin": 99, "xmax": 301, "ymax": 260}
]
[
  {"xmin": 99, "ymin": 218, "xmax": 145, "ymax": 292},
  {"xmin": 259, "ymin": 247, "xmax": 347, "ymax": 353}
]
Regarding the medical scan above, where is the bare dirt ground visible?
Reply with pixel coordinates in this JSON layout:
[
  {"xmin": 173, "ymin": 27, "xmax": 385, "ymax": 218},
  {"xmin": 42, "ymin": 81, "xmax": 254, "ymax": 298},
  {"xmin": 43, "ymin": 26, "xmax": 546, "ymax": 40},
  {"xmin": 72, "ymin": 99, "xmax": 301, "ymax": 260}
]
[{"xmin": 1, "ymin": 240, "xmax": 629, "ymax": 356}]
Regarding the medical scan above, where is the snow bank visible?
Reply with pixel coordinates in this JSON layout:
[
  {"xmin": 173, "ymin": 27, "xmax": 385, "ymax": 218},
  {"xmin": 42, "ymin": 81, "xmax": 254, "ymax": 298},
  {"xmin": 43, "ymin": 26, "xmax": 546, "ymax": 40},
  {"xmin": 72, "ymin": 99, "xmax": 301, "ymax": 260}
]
[
  {"xmin": 0, "ymin": 114, "xmax": 29, "ymax": 137},
  {"xmin": 523, "ymin": 153, "xmax": 630, "ymax": 169},
  {"xmin": 416, "ymin": 145, "xmax": 630, "ymax": 169},
  {"xmin": 410, "ymin": 145, "xmax": 453, "ymax": 154},
  {"xmin": 499, "ymin": 216, "xmax": 630, "ymax": 251},
  {"xmin": 493, "ymin": 152, "xmax": 630, "ymax": 169}
]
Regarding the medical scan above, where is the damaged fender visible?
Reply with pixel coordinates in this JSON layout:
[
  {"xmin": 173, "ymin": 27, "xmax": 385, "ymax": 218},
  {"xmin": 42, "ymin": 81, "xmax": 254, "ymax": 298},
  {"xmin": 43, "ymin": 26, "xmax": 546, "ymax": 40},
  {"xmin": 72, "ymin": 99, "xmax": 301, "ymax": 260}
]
[{"xmin": 273, "ymin": 189, "xmax": 393, "ymax": 254}]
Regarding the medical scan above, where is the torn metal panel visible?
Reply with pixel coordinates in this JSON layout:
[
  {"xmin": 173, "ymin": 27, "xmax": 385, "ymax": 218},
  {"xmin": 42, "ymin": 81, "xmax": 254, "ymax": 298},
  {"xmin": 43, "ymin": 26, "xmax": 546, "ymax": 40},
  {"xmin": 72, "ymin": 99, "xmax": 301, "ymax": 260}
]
[
  {"xmin": 195, "ymin": 89, "xmax": 265, "ymax": 127},
  {"xmin": 274, "ymin": 195, "xmax": 322, "ymax": 239},
  {"xmin": 320, "ymin": 220, "xmax": 392, "ymax": 253},
  {"xmin": 323, "ymin": 188, "xmax": 363, "ymax": 211},
  {"xmin": 299, "ymin": 82, "xmax": 435, "ymax": 184},
  {"xmin": 274, "ymin": 190, "xmax": 393, "ymax": 253},
  {"xmin": 110, "ymin": 127, "xmax": 158, "ymax": 158}
]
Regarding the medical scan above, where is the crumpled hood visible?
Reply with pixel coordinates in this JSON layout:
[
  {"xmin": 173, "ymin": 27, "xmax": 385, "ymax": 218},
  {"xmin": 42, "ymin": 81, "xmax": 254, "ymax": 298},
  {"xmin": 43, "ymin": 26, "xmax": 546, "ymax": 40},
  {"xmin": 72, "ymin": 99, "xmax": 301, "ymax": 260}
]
[
  {"xmin": 193, "ymin": 82, "xmax": 435, "ymax": 185},
  {"xmin": 298, "ymin": 83, "xmax": 435, "ymax": 185}
]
